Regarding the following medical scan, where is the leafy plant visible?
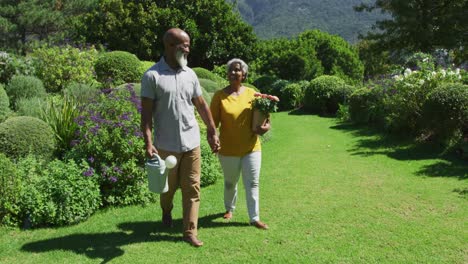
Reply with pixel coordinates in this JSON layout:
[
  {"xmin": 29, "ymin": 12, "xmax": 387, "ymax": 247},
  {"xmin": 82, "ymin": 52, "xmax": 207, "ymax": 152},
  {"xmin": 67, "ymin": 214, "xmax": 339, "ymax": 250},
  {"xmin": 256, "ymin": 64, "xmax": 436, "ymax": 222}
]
[
  {"xmin": 5, "ymin": 75, "xmax": 46, "ymax": 110},
  {"xmin": 40, "ymin": 95, "xmax": 80, "ymax": 156},
  {"xmin": 66, "ymin": 84, "xmax": 155, "ymax": 206},
  {"xmin": 0, "ymin": 153, "xmax": 20, "ymax": 226},
  {"xmin": 251, "ymin": 92, "xmax": 279, "ymax": 115},
  {"xmin": 10, "ymin": 156, "xmax": 101, "ymax": 227},
  {"xmin": 0, "ymin": 52, "xmax": 36, "ymax": 84},
  {"xmin": 32, "ymin": 45, "xmax": 99, "ymax": 93}
]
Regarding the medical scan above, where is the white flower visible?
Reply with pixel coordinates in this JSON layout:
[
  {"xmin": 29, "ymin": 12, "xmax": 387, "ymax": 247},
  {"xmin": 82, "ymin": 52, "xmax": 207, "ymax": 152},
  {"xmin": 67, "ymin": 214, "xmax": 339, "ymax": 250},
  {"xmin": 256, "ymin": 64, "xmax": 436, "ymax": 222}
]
[
  {"xmin": 455, "ymin": 68, "xmax": 460, "ymax": 75},
  {"xmin": 440, "ymin": 69, "xmax": 446, "ymax": 77},
  {"xmin": 393, "ymin": 75, "xmax": 402, "ymax": 81},
  {"xmin": 404, "ymin": 68, "xmax": 412, "ymax": 77}
]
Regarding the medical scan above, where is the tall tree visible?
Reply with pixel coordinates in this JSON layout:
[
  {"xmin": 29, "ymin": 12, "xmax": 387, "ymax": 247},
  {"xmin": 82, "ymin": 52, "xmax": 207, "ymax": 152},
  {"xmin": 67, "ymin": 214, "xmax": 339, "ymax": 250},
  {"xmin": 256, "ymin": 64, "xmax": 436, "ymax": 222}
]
[
  {"xmin": 77, "ymin": 0, "xmax": 257, "ymax": 69},
  {"xmin": 0, "ymin": 0, "xmax": 97, "ymax": 53},
  {"xmin": 355, "ymin": 0, "xmax": 467, "ymax": 59}
]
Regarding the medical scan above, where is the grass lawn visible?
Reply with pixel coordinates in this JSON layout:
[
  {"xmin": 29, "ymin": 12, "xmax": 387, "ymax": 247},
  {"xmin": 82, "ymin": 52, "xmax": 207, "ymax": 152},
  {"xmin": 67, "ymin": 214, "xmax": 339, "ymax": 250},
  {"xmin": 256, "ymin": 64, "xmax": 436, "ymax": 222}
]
[{"xmin": 0, "ymin": 112, "xmax": 466, "ymax": 263}]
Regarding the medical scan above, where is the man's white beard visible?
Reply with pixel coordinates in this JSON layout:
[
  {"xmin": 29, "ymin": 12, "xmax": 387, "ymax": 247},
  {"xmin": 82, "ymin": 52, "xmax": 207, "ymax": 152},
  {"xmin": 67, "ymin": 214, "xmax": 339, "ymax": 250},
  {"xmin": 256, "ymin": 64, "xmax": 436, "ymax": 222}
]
[{"xmin": 176, "ymin": 50, "xmax": 188, "ymax": 68}]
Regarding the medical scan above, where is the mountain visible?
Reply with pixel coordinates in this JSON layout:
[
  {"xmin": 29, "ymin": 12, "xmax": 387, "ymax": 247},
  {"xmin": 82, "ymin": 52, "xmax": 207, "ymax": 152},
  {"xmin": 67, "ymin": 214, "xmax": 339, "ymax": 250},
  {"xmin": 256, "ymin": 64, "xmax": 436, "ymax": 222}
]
[{"xmin": 229, "ymin": 0, "xmax": 387, "ymax": 43}]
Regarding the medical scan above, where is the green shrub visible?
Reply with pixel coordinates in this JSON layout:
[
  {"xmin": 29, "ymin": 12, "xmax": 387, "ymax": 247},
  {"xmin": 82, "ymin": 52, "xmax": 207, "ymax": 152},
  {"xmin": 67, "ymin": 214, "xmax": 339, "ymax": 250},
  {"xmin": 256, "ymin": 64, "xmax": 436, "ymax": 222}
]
[
  {"xmin": 16, "ymin": 97, "xmax": 46, "ymax": 118},
  {"xmin": 63, "ymin": 82, "xmax": 99, "ymax": 105},
  {"xmin": 270, "ymin": 79, "xmax": 290, "ymax": 98},
  {"xmin": 279, "ymin": 82, "xmax": 305, "ymax": 110},
  {"xmin": 303, "ymin": 75, "xmax": 353, "ymax": 115},
  {"xmin": 42, "ymin": 159, "xmax": 101, "ymax": 226},
  {"xmin": 0, "ymin": 84, "xmax": 9, "ymax": 122},
  {"xmin": 0, "ymin": 52, "xmax": 35, "ymax": 84},
  {"xmin": 348, "ymin": 87, "xmax": 386, "ymax": 124},
  {"xmin": 6, "ymin": 75, "xmax": 46, "ymax": 110},
  {"xmin": 253, "ymin": 75, "xmax": 279, "ymax": 94},
  {"xmin": 201, "ymin": 86, "xmax": 212, "ymax": 105},
  {"xmin": 422, "ymin": 83, "xmax": 468, "ymax": 142},
  {"xmin": 94, "ymin": 51, "xmax": 142, "ymax": 87},
  {"xmin": 8, "ymin": 155, "xmax": 53, "ymax": 227},
  {"xmin": 384, "ymin": 66, "xmax": 462, "ymax": 134},
  {"xmin": 66, "ymin": 85, "xmax": 155, "ymax": 206},
  {"xmin": 11, "ymin": 156, "xmax": 100, "ymax": 227},
  {"xmin": 199, "ymin": 128, "xmax": 221, "ymax": 187},
  {"xmin": 32, "ymin": 46, "xmax": 99, "ymax": 93},
  {"xmin": 0, "ymin": 116, "xmax": 56, "ymax": 160},
  {"xmin": 0, "ymin": 153, "xmax": 20, "ymax": 226},
  {"xmin": 199, "ymin": 78, "xmax": 221, "ymax": 93},
  {"xmin": 139, "ymin": 61, "xmax": 155, "ymax": 77},
  {"xmin": 193, "ymin": 67, "xmax": 226, "ymax": 83}
]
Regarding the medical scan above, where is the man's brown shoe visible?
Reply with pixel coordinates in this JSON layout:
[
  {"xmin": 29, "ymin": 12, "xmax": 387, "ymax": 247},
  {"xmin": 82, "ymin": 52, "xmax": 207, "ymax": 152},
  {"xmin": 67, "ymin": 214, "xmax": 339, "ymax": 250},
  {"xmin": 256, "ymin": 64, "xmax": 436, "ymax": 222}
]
[
  {"xmin": 162, "ymin": 213, "xmax": 173, "ymax": 228},
  {"xmin": 183, "ymin": 236, "xmax": 204, "ymax": 247},
  {"xmin": 251, "ymin": 221, "xmax": 269, "ymax": 230},
  {"xmin": 223, "ymin": 211, "xmax": 232, "ymax": 220}
]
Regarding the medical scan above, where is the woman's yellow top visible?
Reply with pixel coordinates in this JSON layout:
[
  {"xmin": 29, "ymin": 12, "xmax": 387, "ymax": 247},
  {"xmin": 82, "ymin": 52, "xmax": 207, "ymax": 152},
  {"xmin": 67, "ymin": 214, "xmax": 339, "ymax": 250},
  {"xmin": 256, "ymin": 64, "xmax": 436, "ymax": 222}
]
[{"xmin": 210, "ymin": 87, "xmax": 261, "ymax": 156}]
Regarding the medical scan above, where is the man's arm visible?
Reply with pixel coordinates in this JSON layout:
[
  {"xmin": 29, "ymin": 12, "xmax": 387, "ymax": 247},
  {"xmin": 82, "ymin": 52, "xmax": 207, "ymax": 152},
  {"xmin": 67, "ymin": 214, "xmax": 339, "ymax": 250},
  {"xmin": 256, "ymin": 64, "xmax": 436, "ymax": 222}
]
[
  {"xmin": 141, "ymin": 97, "xmax": 158, "ymax": 157},
  {"xmin": 192, "ymin": 96, "xmax": 220, "ymax": 153}
]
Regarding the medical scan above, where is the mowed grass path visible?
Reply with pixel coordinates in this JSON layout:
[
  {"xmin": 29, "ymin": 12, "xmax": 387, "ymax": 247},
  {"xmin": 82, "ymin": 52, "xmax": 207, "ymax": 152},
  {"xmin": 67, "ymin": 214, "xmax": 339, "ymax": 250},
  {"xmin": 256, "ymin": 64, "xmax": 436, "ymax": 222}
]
[{"xmin": 1, "ymin": 112, "xmax": 466, "ymax": 263}]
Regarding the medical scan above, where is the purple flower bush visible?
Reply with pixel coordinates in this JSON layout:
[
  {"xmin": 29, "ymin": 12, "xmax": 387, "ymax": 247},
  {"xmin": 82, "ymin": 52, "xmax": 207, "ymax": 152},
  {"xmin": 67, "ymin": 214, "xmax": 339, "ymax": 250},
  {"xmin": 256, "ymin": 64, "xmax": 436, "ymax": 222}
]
[{"xmin": 67, "ymin": 84, "xmax": 155, "ymax": 206}]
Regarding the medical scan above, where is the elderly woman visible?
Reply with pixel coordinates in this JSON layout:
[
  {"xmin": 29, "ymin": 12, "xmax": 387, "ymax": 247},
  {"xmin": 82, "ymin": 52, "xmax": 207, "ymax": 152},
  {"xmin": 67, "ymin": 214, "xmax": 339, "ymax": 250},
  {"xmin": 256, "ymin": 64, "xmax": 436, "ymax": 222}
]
[{"xmin": 210, "ymin": 58, "xmax": 270, "ymax": 230}]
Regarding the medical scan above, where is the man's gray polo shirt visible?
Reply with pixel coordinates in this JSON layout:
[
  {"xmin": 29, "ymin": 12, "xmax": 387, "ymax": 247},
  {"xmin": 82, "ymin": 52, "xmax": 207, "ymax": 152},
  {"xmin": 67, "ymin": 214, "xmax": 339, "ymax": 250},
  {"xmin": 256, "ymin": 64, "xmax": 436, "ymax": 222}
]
[{"xmin": 141, "ymin": 57, "xmax": 202, "ymax": 153}]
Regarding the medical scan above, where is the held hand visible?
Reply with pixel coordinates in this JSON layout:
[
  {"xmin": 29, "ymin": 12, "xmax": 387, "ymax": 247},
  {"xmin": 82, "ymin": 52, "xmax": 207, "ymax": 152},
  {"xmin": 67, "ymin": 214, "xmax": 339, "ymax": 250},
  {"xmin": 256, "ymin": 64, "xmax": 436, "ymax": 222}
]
[
  {"xmin": 145, "ymin": 144, "xmax": 158, "ymax": 158},
  {"xmin": 207, "ymin": 134, "xmax": 220, "ymax": 153},
  {"xmin": 256, "ymin": 118, "xmax": 271, "ymax": 136}
]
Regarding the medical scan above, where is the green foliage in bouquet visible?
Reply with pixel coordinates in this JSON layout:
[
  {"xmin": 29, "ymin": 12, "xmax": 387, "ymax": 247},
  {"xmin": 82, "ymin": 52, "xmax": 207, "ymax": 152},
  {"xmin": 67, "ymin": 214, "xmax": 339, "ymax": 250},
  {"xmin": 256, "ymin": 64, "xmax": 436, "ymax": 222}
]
[{"xmin": 251, "ymin": 93, "xmax": 279, "ymax": 115}]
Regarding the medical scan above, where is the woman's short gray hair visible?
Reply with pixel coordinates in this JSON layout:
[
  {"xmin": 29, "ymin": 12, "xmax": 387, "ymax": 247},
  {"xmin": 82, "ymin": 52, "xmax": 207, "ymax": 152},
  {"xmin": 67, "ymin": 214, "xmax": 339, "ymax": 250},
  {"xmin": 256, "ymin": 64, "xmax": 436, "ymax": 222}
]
[{"xmin": 226, "ymin": 58, "xmax": 248, "ymax": 75}]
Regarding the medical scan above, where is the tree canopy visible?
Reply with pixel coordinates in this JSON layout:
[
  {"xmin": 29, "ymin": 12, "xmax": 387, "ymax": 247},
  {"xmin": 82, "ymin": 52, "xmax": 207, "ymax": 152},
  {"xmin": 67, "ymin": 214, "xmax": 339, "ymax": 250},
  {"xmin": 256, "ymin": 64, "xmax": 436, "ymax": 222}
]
[
  {"xmin": 254, "ymin": 30, "xmax": 364, "ymax": 84},
  {"xmin": 0, "ymin": 0, "xmax": 97, "ymax": 52},
  {"xmin": 355, "ymin": 0, "xmax": 468, "ymax": 61},
  {"xmin": 76, "ymin": 0, "xmax": 257, "ymax": 69}
]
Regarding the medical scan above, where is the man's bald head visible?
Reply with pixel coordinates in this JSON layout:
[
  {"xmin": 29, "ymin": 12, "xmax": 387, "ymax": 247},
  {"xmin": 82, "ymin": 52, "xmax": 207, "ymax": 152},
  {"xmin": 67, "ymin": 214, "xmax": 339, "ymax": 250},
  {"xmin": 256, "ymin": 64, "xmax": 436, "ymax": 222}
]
[
  {"xmin": 163, "ymin": 28, "xmax": 190, "ymax": 48},
  {"xmin": 163, "ymin": 28, "xmax": 191, "ymax": 69}
]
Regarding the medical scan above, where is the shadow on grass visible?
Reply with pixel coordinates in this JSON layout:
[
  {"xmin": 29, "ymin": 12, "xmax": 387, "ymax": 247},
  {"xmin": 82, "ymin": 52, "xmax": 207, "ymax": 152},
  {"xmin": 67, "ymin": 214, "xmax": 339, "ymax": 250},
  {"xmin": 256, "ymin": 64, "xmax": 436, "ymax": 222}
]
[
  {"xmin": 21, "ymin": 213, "xmax": 249, "ymax": 263},
  {"xmin": 330, "ymin": 122, "xmax": 467, "ymax": 180}
]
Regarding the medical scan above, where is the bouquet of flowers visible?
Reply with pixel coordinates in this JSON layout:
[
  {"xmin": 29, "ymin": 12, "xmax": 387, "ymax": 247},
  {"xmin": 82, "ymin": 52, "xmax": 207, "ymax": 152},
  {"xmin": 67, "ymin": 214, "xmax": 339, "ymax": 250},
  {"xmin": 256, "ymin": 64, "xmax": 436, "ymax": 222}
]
[
  {"xmin": 251, "ymin": 92, "xmax": 280, "ymax": 132},
  {"xmin": 252, "ymin": 92, "xmax": 280, "ymax": 115}
]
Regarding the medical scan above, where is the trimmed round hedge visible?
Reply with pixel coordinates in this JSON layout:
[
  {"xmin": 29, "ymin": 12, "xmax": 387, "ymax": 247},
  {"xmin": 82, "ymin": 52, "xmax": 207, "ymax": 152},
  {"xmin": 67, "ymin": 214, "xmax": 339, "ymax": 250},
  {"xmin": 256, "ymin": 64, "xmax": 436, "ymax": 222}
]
[
  {"xmin": 303, "ymin": 75, "xmax": 354, "ymax": 114},
  {"xmin": 5, "ymin": 75, "xmax": 46, "ymax": 110},
  {"xmin": 95, "ymin": 51, "xmax": 142, "ymax": 87},
  {"xmin": 0, "ymin": 84, "xmax": 9, "ymax": 121},
  {"xmin": 199, "ymin": 78, "xmax": 221, "ymax": 93},
  {"xmin": 193, "ymin": 67, "xmax": 226, "ymax": 84},
  {"xmin": 139, "ymin": 60, "xmax": 155, "ymax": 77},
  {"xmin": 280, "ymin": 82, "xmax": 305, "ymax": 110},
  {"xmin": 348, "ymin": 87, "xmax": 385, "ymax": 124},
  {"xmin": 0, "ymin": 116, "xmax": 56, "ymax": 159},
  {"xmin": 423, "ymin": 83, "xmax": 468, "ymax": 141}
]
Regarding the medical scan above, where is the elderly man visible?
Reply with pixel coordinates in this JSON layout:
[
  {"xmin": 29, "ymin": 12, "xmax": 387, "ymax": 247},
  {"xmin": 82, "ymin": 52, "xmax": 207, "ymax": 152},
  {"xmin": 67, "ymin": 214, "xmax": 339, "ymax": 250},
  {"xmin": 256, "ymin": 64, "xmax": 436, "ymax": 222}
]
[{"xmin": 141, "ymin": 28, "xmax": 219, "ymax": 247}]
